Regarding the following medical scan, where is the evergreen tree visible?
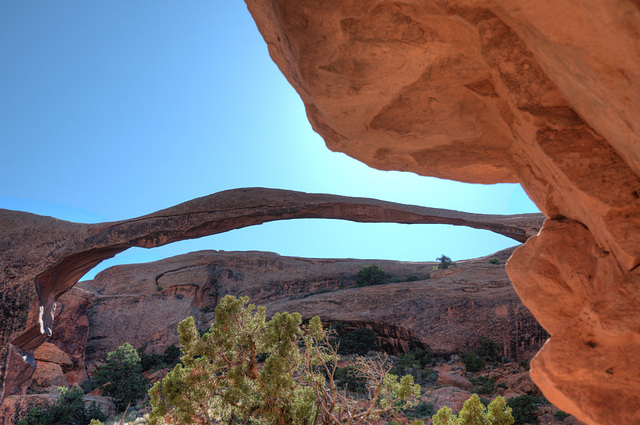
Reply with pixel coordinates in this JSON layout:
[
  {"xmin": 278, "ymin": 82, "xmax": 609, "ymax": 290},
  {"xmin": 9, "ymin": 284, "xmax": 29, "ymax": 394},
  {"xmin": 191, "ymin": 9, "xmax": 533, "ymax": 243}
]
[
  {"xmin": 432, "ymin": 395, "xmax": 514, "ymax": 425},
  {"xmin": 149, "ymin": 295, "xmax": 420, "ymax": 425},
  {"xmin": 94, "ymin": 342, "xmax": 147, "ymax": 411}
]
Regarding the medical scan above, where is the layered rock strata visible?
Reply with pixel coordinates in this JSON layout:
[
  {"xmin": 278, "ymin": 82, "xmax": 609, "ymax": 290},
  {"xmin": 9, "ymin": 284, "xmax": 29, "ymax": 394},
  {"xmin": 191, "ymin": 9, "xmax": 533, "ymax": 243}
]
[
  {"xmin": 0, "ymin": 187, "xmax": 543, "ymax": 407},
  {"xmin": 243, "ymin": 2, "xmax": 640, "ymax": 424},
  {"xmin": 63, "ymin": 248, "xmax": 544, "ymax": 375}
]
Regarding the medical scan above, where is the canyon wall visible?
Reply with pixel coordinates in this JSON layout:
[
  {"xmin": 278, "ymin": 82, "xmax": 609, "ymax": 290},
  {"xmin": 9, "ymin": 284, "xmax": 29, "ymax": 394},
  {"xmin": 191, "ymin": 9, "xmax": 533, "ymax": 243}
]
[
  {"xmin": 63, "ymin": 248, "xmax": 543, "ymax": 377},
  {"xmin": 243, "ymin": 2, "xmax": 640, "ymax": 424}
]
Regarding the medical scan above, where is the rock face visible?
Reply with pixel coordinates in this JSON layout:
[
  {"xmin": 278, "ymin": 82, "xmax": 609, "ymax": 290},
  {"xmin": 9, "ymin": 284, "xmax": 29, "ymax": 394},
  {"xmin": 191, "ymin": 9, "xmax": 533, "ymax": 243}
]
[
  {"xmin": 0, "ymin": 393, "xmax": 115, "ymax": 425},
  {"xmin": 244, "ymin": 2, "xmax": 640, "ymax": 424},
  {"xmin": 0, "ymin": 187, "xmax": 544, "ymax": 406},
  {"xmin": 70, "ymin": 248, "xmax": 544, "ymax": 371}
]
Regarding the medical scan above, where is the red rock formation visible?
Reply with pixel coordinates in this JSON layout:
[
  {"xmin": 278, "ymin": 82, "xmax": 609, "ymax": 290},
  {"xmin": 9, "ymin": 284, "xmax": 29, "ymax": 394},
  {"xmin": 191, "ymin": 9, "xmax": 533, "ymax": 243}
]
[
  {"xmin": 0, "ymin": 187, "xmax": 543, "ymax": 408},
  {"xmin": 67, "ymin": 248, "xmax": 544, "ymax": 370},
  {"xmin": 0, "ymin": 393, "xmax": 115, "ymax": 424},
  {"xmin": 243, "ymin": 2, "xmax": 640, "ymax": 423}
]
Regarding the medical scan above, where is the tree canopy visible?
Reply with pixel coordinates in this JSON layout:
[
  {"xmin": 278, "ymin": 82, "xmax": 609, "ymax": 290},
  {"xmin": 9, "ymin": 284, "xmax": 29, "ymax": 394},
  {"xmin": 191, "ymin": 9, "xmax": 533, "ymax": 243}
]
[{"xmin": 149, "ymin": 295, "xmax": 421, "ymax": 425}]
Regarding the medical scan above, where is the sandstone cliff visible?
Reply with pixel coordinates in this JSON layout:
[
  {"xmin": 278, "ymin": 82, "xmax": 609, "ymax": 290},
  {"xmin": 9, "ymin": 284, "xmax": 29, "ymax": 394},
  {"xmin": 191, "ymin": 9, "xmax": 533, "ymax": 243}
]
[
  {"xmin": 62, "ymin": 248, "xmax": 543, "ymax": 376},
  {"xmin": 14, "ymin": 246, "xmax": 549, "ymax": 423}
]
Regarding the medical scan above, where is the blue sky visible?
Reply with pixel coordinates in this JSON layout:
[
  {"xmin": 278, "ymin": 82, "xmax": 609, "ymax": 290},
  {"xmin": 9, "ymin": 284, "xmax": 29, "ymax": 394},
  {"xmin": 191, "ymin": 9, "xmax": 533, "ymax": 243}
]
[{"xmin": 0, "ymin": 1, "xmax": 539, "ymax": 280}]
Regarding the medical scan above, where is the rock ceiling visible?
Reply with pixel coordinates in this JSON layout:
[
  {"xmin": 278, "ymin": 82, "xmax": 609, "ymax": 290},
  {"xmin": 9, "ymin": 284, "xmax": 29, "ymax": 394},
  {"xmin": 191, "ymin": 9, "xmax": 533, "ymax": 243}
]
[{"xmin": 242, "ymin": 2, "xmax": 639, "ymax": 424}]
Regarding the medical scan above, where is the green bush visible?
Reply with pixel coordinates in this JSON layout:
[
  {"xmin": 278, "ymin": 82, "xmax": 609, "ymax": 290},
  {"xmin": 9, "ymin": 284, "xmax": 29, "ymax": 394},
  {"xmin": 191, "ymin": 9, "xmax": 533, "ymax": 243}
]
[
  {"xmin": 432, "ymin": 394, "xmax": 513, "ymax": 425},
  {"xmin": 554, "ymin": 410, "xmax": 569, "ymax": 420},
  {"xmin": 94, "ymin": 342, "xmax": 147, "ymax": 411},
  {"xmin": 391, "ymin": 348, "xmax": 438, "ymax": 386},
  {"xmin": 138, "ymin": 344, "xmax": 182, "ymax": 372},
  {"xmin": 404, "ymin": 401, "xmax": 436, "ymax": 419},
  {"xmin": 17, "ymin": 387, "xmax": 105, "ymax": 425},
  {"xmin": 405, "ymin": 274, "xmax": 428, "ymax": 282},
  {"xmin": 476, "ymin": 337, "xmax": 502, "ymax": 363},
  {"xmin": 334, "ymin": 365, "xmax": 368, "ymax": 393},
  {"xmin": 470, "ymin": 375, "xmax": 495, "ymax": 394},
  {"xmin": 162, "ymin": 344, "xmax": 181, "ymax": 365},
  {"xmin": 334, "ymin": 326, "xmax": 379, "ymax": 355},
  {"xmin": 148, "ymin": 295, "xmax": 421, "ymax": 425},
  {"xmin": 488, "ymin": 258, "xmax": 500, "ymax": 265},
  {"xmin": 356, "ymin": 265, "xmax": 385, "ymax": 286},
  {"xmin": 436, "ymin": 255, "xmax": 454, "ymax": 270},
  {"xmin": 80, "ymin": 379, "xmax": 97, "ymax": 394},
  {"xmin": 506, "ymin": 395, "xmax": 539, "ymax": 425},
  {"xmin": 461, "ymin": 352, "xmax": 485, "ymax": 373}
]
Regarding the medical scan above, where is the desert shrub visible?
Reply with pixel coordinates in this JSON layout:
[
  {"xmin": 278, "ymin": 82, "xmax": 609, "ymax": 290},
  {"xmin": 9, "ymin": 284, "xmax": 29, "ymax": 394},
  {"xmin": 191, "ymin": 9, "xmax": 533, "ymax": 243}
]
[
  {"xmin": 163, "ymin": 343, "xmax": 181, "ymax": 365},
  {"xmin": 17, "ymin": 387, "xmax": 105, "ymax": 425},
  {"xmin": 470, "ymin": 375, "xmax": 496, "ymax": 395},
  {"xmin": 405, "ymin": 274, "xmax": 430, "ymax": 282},
  {"xmin": 335, "ymin": 326, "xmax": 379, "ymax": 355},
  {"xmin": 404, "ymin": 401, "xmax": 436, "ymax": 419},
  {"xmin": 462, "ymin": 351, "xmax": 485, "ymax": 373},
  {"xmin": 432, "ymin": 394, "xmax": 513, "ymax": 425},
  {"xmin": 436, "ymin": 255, "xmax": 454, "ymax": 269},
  {"xmin": 391, "ymin": 348, "xmax": 438, "ymax": 386},
  {"xmin": 488, "ymin": 258, "xmax": 500, "ymax": 265},
  {"xmin": 554, "ymin": 410, "xmax": 569, "ymax": 420},
  {"xmin": 138, "ymin": 344, "xmax": 182, "ymax": 372},
  {"xmin": 356, "ymin": 265, "xmax": 385, "ymax": 286},
  {"xmin": 80, "ymin": 379, "xmax": 98, "ymax": 394},
  {"xmin": 149, "ymin": 295, "xmax": 421, "ymax": 425},
  {"xmin": 476, "ymin": 337, "xmax": 502, "ymax": 363},
  {"xmin": 94, "ymin": 342, "xmax": 147, "ymax": 411},
  {"xmin": 506, "ymin": 395, "xmax": 539, "ymax": 425},
  {"xmin": 138, "ymin": 346, "xmax": 163, "ymax": 372},
  {"xmin": 333, "ymin": 365, "xmax": 368, "ymax": 393}
]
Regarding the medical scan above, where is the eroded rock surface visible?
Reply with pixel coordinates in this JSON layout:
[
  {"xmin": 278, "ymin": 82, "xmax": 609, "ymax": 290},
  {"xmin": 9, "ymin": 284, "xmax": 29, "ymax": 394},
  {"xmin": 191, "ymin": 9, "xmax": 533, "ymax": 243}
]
[
  {"xmin": 0, "ymin": 187, "xmax": 543, "ymax": 407},
  {"xmin": 66, "ymin": 248, "xmax": 544, "ymax": 373},
  {"xmin": 244, "ymin": 2, "xmax": 640, "ymax": 423}
]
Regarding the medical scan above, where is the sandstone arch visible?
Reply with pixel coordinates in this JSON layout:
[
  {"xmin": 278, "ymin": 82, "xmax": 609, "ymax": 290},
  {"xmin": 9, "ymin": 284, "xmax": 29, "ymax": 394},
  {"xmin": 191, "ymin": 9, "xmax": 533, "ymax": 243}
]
[{"xmin": 0, "ymin": 187, "xmax": 543, "ymax": 405}]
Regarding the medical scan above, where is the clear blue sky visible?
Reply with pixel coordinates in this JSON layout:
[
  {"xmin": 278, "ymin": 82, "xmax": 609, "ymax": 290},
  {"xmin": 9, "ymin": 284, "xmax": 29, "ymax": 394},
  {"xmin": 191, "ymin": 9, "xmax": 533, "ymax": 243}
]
[{"xmin": 0, "ymin": 1, "xmax": 539, "ymax": 280}]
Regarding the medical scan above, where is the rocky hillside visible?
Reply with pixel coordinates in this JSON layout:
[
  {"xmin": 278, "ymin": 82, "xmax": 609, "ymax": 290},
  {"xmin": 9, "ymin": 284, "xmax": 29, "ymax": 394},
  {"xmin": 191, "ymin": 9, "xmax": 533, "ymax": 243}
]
[{"xmin": 36, "ymin": 247, "xmax": 546, "ymax": 392}]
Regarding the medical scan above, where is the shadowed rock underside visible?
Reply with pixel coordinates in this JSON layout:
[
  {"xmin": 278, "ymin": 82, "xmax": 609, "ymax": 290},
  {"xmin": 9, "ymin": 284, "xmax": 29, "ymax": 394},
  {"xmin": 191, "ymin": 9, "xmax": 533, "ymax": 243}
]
[{"xmin": 244, "ymin": 1, "xmax": 640, "ymax": 424}]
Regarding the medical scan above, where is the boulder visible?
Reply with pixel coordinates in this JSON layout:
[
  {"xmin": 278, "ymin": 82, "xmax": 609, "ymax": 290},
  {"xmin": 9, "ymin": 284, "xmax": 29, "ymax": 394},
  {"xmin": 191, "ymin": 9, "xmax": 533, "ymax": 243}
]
[
  {"xmin": 501, "ymin": 371, "xmax": 539, "ymax": 396},
  {"xmin": 437, "ymin": 371, "xmax": 473, "ymax": 391},
  {"xmin": 33, "ymin": 343, "xmax": 72, "ymax": 369},
  {"xmin": 29, "ymin": 362, "xmax": 67, "ymax": 392},
  {"xmin": 423, "ymin": 387, "xmax": 472, "ymax": 412}
]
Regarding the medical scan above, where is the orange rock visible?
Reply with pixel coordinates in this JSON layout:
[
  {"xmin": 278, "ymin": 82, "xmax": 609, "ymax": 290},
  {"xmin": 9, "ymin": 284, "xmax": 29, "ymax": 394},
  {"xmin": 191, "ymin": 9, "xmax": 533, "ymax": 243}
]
[
  {"xmin": 244, "ymin": 2, "xmax": 640, "ymax": 423},
  {"xmin": 500, "ymin": 372, "xmax": 539, "ymax": 396},
  {"xmin": 77, "ymin": 248, "xmax": 545, "ymax": 365},
  {"xmin": 423, "ymin": 387, "xmax": 472, "ymax": 412},
  {"xmin": 437, "ymin": 372, "xmax": 473, "ymax": 390},
  {"xmin": 33, "ymin": 343, "xmax": 72, "ymax": 369},
  {"xmin": 29, "ymin": 362, "xmax": 67, "ymax": 392}
]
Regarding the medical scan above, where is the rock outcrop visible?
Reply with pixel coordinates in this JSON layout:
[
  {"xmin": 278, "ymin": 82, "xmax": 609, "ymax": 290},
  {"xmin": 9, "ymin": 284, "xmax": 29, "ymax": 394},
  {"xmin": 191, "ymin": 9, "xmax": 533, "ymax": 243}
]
[
  {"xmin": 63, "ymin": 248, "xmax": 544, "ymax": 375},
  {"xmin": 0, "ymin": 187, "xmax": 544, "ymax": 407},
  {"xmin": 1, "ymin": 393, "xmax": 115, "ymax": 425},
  {"xmin": 243, "ymin": 2, "xmax": 640, "ymax": 424}
]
